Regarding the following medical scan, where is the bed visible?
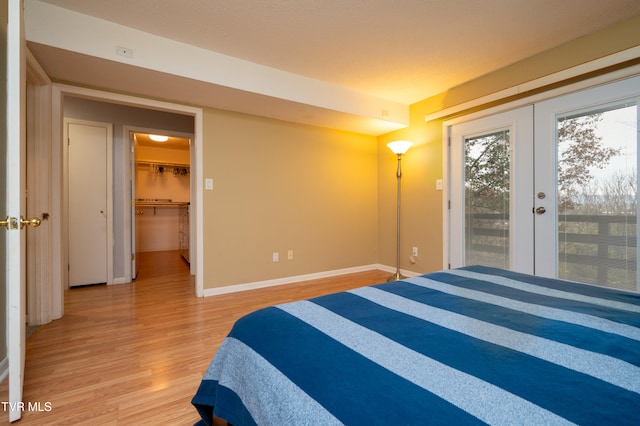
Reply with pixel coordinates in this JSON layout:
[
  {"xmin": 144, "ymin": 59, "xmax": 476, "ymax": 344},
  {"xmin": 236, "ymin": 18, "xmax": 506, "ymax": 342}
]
[{"xmin": 192, "ymin": 265, "xmax": 640, "ymax": 425}]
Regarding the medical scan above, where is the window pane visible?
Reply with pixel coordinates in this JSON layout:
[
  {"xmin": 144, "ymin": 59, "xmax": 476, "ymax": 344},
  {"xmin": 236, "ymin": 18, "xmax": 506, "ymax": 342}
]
[
  {"xmin": 465, "ymin": 130, "xmax": 510, "ymax": 268},
  {"xmin": 557, "ymin": 104, "xmax": 638, "ymax": 291}
]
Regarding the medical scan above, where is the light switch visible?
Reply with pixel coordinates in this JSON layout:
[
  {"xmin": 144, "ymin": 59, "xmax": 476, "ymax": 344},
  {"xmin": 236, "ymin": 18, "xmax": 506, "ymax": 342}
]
[{"xmin": 205, "ymin": 178, "xmax": 213, "ymax": 190}]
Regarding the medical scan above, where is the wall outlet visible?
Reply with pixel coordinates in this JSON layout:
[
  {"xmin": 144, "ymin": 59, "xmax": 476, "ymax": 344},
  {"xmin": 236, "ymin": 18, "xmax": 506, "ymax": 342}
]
[
  {"xmin": 272, "ymin": 252, "xmax": 279, "ymax": 262},
  {"xmin": 287, "ymin": 250, "xmax": 294, "ymax": 260},
  {"xmin": 412, "ymin": 246, "xmax": 419, "ymax": 257}
]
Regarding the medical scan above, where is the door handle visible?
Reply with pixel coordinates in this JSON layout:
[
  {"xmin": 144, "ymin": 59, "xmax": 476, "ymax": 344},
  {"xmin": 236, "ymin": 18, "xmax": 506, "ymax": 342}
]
[
  {"xmin": 20, "ymin": 216, "xmax": 42, "ymax": 229},
  {"xmin": 535, "ymin": 206, "xmax": 546, "ymax": 215},
  {"xmin": 1, "ymin": 216, "xmax": 41, "ymax": 229},
  {"xmin": 0, "ymin": 216, "xmax": 13, "ymax": 229}
]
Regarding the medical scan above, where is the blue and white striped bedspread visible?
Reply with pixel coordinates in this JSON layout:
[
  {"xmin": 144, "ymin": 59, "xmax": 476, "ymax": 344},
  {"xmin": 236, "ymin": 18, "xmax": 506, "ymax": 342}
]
[{"xmin": 192, "ymin": 265, "xmax": 640, "ymax": 425}]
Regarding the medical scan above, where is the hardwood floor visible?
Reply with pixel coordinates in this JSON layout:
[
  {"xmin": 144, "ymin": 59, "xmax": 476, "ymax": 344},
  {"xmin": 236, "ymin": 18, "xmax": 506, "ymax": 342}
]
[{"xmin": 1, "ymin": 251, "xmax": 389, "ymax": 425}]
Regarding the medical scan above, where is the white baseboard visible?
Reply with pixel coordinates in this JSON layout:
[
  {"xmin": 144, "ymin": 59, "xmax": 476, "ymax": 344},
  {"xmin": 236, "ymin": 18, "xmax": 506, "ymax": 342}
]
[
  {"xmin": 0, "ymin": 356, "xmax": 8, "ymax": 383},
  {"xmin": 204, "ymin": 264, "xmax": 384, "ymax": 297},
  {"xmin": 377, "ymin": 264, "xmax": 422, "ymax": 278}
]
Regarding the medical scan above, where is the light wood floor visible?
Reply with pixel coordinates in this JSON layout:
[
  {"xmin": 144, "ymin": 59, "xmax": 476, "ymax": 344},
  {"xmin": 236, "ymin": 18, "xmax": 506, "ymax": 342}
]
[{"xmin": 1, "ymin": 251, "xmax": 389, "ymax": 425}]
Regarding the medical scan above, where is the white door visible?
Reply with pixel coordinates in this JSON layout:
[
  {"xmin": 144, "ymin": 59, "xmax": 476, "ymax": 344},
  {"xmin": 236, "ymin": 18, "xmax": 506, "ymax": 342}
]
[
  {"xmin": 4, "ymin": 0, "xmax": 36, "ymax": 421},
  {"xmin": 449, "ymin": 105, "xmax": 534, "ymax": 274},
  {"xmin": 68, "ymin": 121, "xmax": 111, "ymax": 286},
  {"xmin": 130, "ymin": 131, "xmax": 137, "ymax": 280},
  {"xmin": 534, "ymin": 75, "xmax": 640, "ymax": 291},
  {"xmin": 448, "ymin": 75, "xmax": 640, "ymax": 292}
]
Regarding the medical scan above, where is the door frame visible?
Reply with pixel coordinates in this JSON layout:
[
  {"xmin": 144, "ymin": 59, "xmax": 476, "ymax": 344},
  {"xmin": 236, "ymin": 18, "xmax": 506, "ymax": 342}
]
[
  {"xmin": 26, "ymin": 48, "xmax": 57, "ymax": 325},
  {"xmin": 443, "ymin": 67, "xmax": 640, "ymax": 273},
  {"xmin": 65, "ymin": 118, "xmax": 113, "ymax": 287},
  {"xmin": 124, "ymin": 125, "xmax": 196, "ymax": 282},
  {"xmin": 52, "ymin": 84, "xmax": 204, "ymax": 296}
]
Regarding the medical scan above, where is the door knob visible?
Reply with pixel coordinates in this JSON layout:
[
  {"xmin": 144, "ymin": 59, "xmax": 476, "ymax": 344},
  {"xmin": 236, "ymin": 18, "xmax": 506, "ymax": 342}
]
[
  {"xmin": 20, "ymin": 216, "xmax": 42, "ymax": 229},
  {"xmin": 0, "ymin": 216, "xmax": 12, "ymax": 229},
  {"xmin": 535, "ymin": 206, "xmax": 546, "ymax": 215},
  {"xmin": 1, "ymin": 216, "xmax": 41, "ymax": 229}
]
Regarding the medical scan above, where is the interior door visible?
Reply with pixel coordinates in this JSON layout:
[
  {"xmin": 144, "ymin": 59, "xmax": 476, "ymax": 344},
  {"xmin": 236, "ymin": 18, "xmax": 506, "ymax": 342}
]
[
  {"xmin": 4, "ymin": 0, "xmax": 31, "ymax": 421},
  {"xmin": 68, "ymin": 121, "xmax": 110, "ymax": 286},
  {"xmin": 449, "ymin": 105, "xmax": 534, "ymax": 274},
  {"xmin": 534, "ymin": 75, "xmax": 640, "ymax": 291},
  {"xmin": 130, "ymin": 131, "xmax": 137, "ymax": 280}
]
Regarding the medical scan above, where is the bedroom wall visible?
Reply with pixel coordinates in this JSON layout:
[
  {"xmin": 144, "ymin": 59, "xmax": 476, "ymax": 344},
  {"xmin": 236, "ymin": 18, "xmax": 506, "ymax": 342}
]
[
  {"xmin": 377, "ymin": 13, "xmax": 640, "ymax": 276},
  {"xmin": 201, "ymin": 109, "xmax": 378, "ymax": 290}
]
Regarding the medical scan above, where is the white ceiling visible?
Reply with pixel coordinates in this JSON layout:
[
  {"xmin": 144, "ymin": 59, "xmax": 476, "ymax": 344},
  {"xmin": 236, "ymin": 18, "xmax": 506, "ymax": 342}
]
[{"xmin": 26, "ymin": 0, "xmax": 640, "ymax": 134}]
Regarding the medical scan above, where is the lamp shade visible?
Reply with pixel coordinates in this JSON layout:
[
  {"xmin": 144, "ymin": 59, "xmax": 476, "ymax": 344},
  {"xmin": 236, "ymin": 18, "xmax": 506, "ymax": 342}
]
[{"xmin": 387, "ymin": 140, "xmax": 412, "ymax": 155}]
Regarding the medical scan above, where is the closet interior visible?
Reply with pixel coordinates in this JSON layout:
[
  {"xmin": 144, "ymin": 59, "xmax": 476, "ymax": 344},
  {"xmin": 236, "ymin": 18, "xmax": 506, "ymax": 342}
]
[{"xmin": 134, "ymin": 133, "xmax": 191, "ymax": 264}]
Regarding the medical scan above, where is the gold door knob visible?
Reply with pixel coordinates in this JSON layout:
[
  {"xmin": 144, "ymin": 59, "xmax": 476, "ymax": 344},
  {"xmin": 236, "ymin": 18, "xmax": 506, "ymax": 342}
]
[
  {"xmin": 535, "ymin": 206, "xmax": 546, "ymax": 215},
  {"xmin": 20, "ymin": 216, "xmax": 42, "ymax": 229}
]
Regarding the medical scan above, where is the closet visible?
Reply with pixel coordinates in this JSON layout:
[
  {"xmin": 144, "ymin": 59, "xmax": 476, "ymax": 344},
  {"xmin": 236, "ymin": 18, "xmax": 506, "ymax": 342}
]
[{"xmin": 134, "ymin": 133, "xmax": 191, "ymax": 264}]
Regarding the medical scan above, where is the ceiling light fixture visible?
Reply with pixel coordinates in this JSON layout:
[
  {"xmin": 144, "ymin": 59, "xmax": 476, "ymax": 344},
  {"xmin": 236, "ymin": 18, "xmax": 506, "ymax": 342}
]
[{"xmin": 149, "ymin": 134, "xmax": 169, "ymax": 142}]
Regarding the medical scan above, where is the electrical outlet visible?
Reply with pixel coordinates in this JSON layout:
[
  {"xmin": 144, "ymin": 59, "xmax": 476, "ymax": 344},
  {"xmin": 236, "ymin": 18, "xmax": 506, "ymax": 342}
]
[
  {"xmin": 272, "ymin": 252, "xmax": 279, "ymax": 262},
  {"xmin": 412, "ymin": 247, "xmax": 419, "ymax": 257},
  {"xmin": 288, "ymin": 250, "xmax": 294, "ymax": 260}
]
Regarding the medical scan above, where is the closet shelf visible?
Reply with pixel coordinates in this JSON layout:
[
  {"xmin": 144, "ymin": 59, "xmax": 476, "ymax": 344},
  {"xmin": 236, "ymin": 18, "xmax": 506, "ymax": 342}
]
[
  {"xmin": 136, "ymin": 160, "xmax": 190, "ymax": 168},
  {"xmin": 134, "ymin": 199, "xmax": 189, "ymax": 215},
  {"xmin": 135, "ymin": 198, "xmax": 189, "ymax": 207}
]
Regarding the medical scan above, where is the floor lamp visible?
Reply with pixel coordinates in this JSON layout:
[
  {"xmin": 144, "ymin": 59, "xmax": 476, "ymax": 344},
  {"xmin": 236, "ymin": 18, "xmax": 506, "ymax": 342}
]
[{"xmin": 387, "ymin": 140, "xmax": 412, "ymax": 282}]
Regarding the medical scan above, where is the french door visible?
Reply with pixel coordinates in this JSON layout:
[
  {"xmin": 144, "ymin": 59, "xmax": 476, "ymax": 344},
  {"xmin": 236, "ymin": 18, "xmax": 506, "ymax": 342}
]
[
  {"xmin": 448, "ymin": 75, "xmax": 640, "ymax": 292},
  {"xmin": 449, "ymin": 106, "xmax": 534, "ymax": 274}
]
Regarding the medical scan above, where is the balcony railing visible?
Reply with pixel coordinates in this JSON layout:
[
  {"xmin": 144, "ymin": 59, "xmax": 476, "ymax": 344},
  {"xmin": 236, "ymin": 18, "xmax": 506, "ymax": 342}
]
[{"xmin": 466, "ymin": 213, "xmax": 637, "ymax": 289}]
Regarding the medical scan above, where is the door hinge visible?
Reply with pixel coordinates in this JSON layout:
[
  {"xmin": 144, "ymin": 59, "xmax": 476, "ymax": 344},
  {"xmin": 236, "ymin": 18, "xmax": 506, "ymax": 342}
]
[
  {"xmin": 131, "ymin": 253, "xmax": 135, "ymax": 261},
  {"xmin": 448, "ymin": 200, "xmax": 451, "ymax": 209}
]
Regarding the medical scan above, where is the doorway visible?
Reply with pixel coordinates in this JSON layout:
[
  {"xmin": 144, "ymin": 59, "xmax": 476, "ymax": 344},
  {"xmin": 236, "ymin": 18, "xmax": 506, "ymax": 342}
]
[
  {"xmin": 130, "ymin": 131, "xmax": 192, "ymax": 280},
  {"xmin": 53, "ymin": 85, "xmax": 204, "ymax": 296},
  {"xmin": 447, "ymin": 74, "xmax": 640, "ymax": 291}
]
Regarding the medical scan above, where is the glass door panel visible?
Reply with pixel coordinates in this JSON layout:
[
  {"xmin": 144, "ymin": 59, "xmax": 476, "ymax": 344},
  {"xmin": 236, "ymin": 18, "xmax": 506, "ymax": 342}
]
[
  {"xmin": 556, "ymin": 103, "xmax": 638, "ymax": 290},
  {"xmin": 464, "ymin": 130, "xmax": 511, "ymax": 268}
]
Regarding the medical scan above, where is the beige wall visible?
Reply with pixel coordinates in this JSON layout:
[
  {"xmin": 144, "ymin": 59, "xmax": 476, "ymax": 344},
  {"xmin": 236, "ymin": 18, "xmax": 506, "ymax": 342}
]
[
  {"xmin": 377, "ymin": 14, "xmax": 640, "ymax": 275},
  {"xmin": 196, "ymin": 15, "xmax": 640, "ymax": 290},
  {"xmin": 202, "ymin": 109, "xmax": 378, "ymax": 289}
]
